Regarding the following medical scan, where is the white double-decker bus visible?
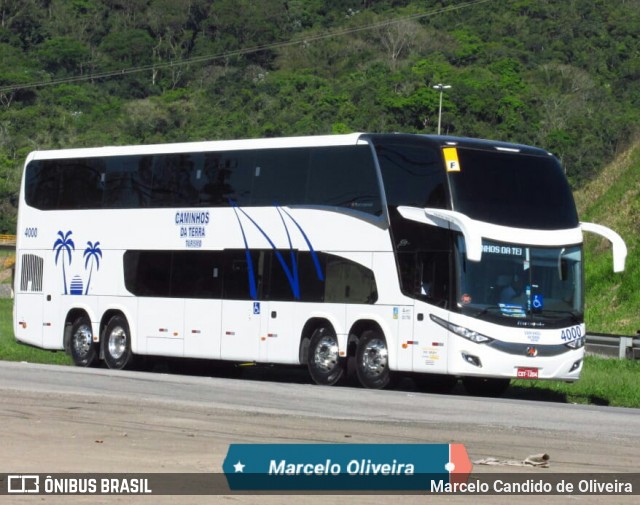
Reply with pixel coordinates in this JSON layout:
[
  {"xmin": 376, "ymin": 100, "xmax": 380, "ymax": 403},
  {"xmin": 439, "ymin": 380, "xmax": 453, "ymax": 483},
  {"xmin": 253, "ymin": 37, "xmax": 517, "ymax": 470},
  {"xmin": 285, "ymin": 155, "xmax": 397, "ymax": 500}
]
[{"xmin": 13, "ymin": 133, "xmax": 626, "ymax": 395}]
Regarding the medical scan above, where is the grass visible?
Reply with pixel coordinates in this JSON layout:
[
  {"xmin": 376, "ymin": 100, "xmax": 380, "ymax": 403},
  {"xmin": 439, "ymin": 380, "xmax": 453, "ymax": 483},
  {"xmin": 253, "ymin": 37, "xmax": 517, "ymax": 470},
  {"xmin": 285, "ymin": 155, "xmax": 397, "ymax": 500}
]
[
  {"xmin": 1, "ymin": 298, "xmax": 638, "ymax": 407},
  {"xmin": 0, "ymin": 299, "xmax": 72, "ymax": 365},
  {"xmin": 575, "ymin": 140, "xmax": 640, "ymax": 335},
  {"xmin": 0, "ymin": 250, "xmax": 14, "ymax": 284},
  {"xmin": 510, "ymin": 356, "xmax": 640, "ymax": 408}
]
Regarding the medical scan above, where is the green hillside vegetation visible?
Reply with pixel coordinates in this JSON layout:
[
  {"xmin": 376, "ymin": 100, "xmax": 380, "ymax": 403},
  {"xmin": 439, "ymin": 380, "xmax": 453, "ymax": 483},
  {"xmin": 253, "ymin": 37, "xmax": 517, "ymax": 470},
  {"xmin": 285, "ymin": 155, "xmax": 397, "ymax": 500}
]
[
  {"xmin": 0, "ymin": 0, "xmax": 638, "ymax": 335},
  {"xmin": 576, "ymin": 139, "xmax": 640, "ymax": 335},
  {"xmin": 1, "ymin": 1, "xmax": 640, "ymax": 231}
]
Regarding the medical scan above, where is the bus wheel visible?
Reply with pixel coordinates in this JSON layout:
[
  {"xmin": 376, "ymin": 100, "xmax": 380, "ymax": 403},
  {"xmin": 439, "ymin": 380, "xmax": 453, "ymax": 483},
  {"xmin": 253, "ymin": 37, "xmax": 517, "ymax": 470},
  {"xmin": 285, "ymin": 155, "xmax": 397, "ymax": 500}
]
[
  {"xmin": 355, "ymin": 330, "xmax": 391, "ymax": 389},
  {"xmin": 102, "ymin": 315, "xmax": 133, "ymax": 370},
  {"xmin": 69, "ymin": 315, "xmax": 98, "ymax": 367},
  {"xmin": 462, "ymin": 377, "xmax": 510, "ymax": 397},
  {"xmin": 307, "ymin": 326, "xmax": 344, "ymax": 386}
]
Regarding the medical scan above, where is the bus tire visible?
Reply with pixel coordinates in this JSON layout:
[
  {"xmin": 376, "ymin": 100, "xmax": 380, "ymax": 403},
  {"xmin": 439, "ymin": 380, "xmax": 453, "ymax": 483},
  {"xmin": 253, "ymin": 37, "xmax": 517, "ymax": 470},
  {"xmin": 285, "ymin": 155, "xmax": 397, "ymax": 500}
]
[
  {"xmin": 355, "ymin": 330, "xmax": 391, "ymax": 389},
  {"xmin": 462, "ymin": 377, "xmax": 510, "ymax": 397},
  {"xmin": 69, "ymin": 315, "xmax": 98, "ymax": 367},
  {"xmin": 102, "ymin": 315, "xmax": 133, "ymax": 370},
  {"xmin": 307, "ymin": 326, "xmax": 344, "ymax": 386}
]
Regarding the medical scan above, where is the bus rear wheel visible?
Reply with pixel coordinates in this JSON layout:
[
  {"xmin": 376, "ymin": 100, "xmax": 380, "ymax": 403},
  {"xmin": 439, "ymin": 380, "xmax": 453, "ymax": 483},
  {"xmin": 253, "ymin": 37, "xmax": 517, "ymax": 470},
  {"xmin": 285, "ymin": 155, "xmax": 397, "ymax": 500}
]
[
  {"xmin": 69, "ymin": 315, "xmax": 98, "ymax": 367},
  {"xmin": 102, "ymin": 315, "xmax": 133, "ymax": 370},
  {"xmin": 307, "ymin": 326, "xmax": 344, "ymax": 386},
  {"xmin": 462, "ymin": 377, "xmax": 510, "ymax": 397},
  {"xmin": 355, "ymin": 330, "xmax": 391, "ymax": 389}
]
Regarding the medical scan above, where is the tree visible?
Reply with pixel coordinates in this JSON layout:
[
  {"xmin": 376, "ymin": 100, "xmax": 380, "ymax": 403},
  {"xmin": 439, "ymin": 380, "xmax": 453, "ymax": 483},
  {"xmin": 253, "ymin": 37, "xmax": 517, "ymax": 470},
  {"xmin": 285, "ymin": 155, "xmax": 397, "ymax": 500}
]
[
  {"xmin": 374, "ymin": 19, "xmax": 424, "ymax": 70},
  {"xmin": 100, "ymin": 29, "xmax": 154, "ymax": 67},
  {"xmin": 0, "ymin": 0, "xmax": 44, "ymax": 47},
  {"xmin": 36, "ymin": 36, "xmax": 90, "ymax": 75}
]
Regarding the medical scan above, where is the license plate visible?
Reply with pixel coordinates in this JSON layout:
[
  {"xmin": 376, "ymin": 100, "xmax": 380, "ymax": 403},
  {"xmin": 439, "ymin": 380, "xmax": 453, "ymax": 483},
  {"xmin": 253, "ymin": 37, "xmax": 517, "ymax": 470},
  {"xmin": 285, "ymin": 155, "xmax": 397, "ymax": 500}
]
[{"xmin": 517, "ymin": 367, "xmax": 539, "ymax": 379}]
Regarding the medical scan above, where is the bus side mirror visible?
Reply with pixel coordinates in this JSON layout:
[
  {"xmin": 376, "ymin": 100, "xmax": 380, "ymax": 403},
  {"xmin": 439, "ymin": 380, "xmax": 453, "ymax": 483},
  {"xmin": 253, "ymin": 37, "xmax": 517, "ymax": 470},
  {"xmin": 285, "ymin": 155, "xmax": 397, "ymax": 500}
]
[
  {"xmin": 397, "ymin": 206, "xmax": 483, "ymax": 262},
  {"xmin": 580, "ymin": 222, "xmax": 627, "ymax": 273}
]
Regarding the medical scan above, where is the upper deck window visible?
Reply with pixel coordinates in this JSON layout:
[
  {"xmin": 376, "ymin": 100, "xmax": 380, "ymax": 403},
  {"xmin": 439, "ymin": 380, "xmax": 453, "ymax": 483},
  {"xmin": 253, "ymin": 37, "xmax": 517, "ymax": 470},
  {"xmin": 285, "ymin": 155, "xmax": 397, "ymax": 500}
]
[
  {"xmin": 374, "ymin": 138, "xmax": 447, "ymax": 209},
  {"xmin": 24, "ymin": 145, "xmax": 382, "ymax": 216}
]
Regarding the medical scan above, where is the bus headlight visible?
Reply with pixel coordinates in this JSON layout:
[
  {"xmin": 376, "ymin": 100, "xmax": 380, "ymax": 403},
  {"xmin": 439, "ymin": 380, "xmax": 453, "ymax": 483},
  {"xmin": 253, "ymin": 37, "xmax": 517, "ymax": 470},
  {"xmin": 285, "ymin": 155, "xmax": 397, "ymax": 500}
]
[
  {"xmin": 565, "ymin": 337, "xmax": 585, "ymax": 349},
  {"xmin": 430, "ymin": 314, "xmax": 493, "ymax": 344}
]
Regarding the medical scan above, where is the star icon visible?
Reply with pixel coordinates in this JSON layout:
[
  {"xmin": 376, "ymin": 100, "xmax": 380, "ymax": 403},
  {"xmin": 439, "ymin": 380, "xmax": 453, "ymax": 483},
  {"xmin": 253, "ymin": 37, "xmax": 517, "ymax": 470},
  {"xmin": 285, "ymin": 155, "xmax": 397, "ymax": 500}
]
[{"xmin": 234, "ymin": 460, "xmax": 245, "ymax": 473}]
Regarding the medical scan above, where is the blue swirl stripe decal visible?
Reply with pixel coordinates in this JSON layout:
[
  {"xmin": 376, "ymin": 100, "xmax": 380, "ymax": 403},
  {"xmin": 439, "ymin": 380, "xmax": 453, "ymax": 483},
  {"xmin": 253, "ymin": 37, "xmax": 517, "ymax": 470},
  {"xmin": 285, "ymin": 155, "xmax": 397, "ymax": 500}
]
[
  {"xmin": 279, "ymin": 207, "xmax": 324, "ymax": 282},
  {"xmin": 230, "ymin": 203, "xmax": 259, "ymax": 301},
  {"xmin": 229, "ymin": 203, "xmax": 323, "ymax": 300}
]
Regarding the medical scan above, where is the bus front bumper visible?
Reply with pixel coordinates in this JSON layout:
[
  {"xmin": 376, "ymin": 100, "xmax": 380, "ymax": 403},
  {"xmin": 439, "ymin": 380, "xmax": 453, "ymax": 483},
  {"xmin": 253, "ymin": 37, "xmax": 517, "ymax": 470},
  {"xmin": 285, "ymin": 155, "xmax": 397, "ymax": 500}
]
[{"xmin": 447, "ymin": 337, "xmax": 585, "ymax": 381}]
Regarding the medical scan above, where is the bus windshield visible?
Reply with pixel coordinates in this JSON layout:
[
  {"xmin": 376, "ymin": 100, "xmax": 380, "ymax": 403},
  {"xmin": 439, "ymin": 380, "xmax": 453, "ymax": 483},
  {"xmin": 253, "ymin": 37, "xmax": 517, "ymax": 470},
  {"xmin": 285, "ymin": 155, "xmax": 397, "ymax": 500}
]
[
  {"xmin": 455, "ymin": 238, "xmax": 584, "ymax": 328},
  {"xmin": 448, "ymin": 148, "xmax": 579, "ymax": 230}
]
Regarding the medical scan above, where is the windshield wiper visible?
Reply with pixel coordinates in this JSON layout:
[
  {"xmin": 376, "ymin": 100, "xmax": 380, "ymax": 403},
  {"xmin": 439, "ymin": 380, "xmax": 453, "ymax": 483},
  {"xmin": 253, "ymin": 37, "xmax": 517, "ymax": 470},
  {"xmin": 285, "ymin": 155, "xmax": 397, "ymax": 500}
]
[
  {"xmin": 538, "ymin": 309, "xmax": 582, "ymax": 324},
  {"xmin": 471, "ymin": 305, "xmax": 502, "ymax": 318}
]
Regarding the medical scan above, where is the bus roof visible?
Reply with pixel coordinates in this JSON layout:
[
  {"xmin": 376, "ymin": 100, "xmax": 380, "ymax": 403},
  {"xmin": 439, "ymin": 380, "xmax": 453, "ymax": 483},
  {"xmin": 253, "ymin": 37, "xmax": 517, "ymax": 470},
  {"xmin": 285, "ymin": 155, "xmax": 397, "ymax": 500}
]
[
  {"xmin": 25, "ymin": 132, "xmax": 552, "ymax": 162},
  {"xmin": 363, "ymin": 133, "xmax": 553, "ymax": 157},
  {"xmin": 25, "ymin": 133, "xmax": 368, "ymax": 162}
]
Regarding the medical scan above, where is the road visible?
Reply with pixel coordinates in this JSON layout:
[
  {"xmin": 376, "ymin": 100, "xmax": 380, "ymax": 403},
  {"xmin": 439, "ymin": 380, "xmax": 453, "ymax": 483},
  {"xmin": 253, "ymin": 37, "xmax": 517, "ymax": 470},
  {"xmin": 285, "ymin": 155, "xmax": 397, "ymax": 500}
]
[{"xmin": 0, "ymin": 360, "xmax": 639, "ymax": 504}]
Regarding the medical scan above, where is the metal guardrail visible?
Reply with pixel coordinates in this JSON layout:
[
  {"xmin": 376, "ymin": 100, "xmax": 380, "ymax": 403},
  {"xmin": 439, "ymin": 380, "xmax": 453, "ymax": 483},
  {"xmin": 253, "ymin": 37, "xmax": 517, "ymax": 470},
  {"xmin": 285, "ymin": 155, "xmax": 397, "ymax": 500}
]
[
  {"xmin": 586, "ymin": 332, "xmax": 640, "ymax": 359},
  {"xmin": 0, "ymin": 234, "xmax": 16, "ymax": 247}
]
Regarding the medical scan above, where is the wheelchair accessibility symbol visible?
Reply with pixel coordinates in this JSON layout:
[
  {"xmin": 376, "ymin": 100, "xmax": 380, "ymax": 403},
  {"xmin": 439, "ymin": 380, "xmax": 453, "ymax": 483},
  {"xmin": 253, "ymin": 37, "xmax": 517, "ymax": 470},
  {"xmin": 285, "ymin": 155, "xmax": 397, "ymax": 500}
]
[
  {"xmin": 253, "ymin": 302, "xmax": 261, "ymax": 315},
  {"xmin": 532, "ymin": 294, "xmax": 544, "ymax": 310}
]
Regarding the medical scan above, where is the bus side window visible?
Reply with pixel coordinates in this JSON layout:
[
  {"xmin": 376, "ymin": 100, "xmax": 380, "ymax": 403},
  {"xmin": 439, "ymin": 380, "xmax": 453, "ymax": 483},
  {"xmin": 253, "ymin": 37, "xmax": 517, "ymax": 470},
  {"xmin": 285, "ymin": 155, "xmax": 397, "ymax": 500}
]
[
  {"xmin": 375, "ymin": 141, "xmax": 445, "ymax": 209},
  {"xmin": 149, "ymin": 155, "xmax": 179, "ymax": 207},
  {"xmin": 213, "ymin": 153, "xmax": 254, "ymax": 206},
  {"xmin": 123, "ymin": 250, "xmax": 172, "ymax": 297},
  {"xmin": 57, "ymin": 159, "xmax": 104, "ymax": 210},
  {"xmin": 132, "ymin": 156, "xmax": 153, "ymax": 207},
  {"xmin": 297, "ymin": 252, "xmax": 326, "ymax": 302},
  {"xmin": 105, "ymin": 156, "xmax": 140, "ymax": 208},
  {"xmin": 252, "ymin": 148, "xmax": 309, "ymax": 207},
  {"xmin": 171, "ymin": 154, "xmax": 199, "ymax": 207},
  {"xmin": 25, "ymin": 161, "xmax": 58, "ymax": 210},
  {"xmin": 420, "ymin": 251, "xmax": 449, "ymax": 307},
  {"xmin": 398, "ymin": 250, "xmax": 449, "ymax": 307},
  {"xmin": 171, "ymin": 251, "xmax": 222, "ymax": 299},
  {"xmin": 222, "ymin": 250, "xmax": 262, "ymax": 300},
  {"xmin": 324, "ymin": 257, "xmax": 377, "ymax": 304},
  {"xmin": 307, "ymin": 146, "xmax": 382, "ymax": 216}
]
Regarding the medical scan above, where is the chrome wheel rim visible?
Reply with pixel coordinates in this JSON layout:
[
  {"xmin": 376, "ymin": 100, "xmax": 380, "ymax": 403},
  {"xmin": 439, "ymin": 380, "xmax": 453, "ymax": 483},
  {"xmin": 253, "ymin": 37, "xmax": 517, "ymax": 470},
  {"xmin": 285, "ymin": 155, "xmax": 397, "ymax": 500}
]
[
  {"xmin": 360, "ymin": 338, "xmax": 388, "ymax": 377},
  {"xmin": 72, "ymin": 324, "xmax": 93, "ymax": 356},
  {"xmin": 313, "ymin": 335, "xmax": 339, "ymax": 372},
  {"xmin": 108, "ymin": 327, "xmax": 127, "ymax": 360}
]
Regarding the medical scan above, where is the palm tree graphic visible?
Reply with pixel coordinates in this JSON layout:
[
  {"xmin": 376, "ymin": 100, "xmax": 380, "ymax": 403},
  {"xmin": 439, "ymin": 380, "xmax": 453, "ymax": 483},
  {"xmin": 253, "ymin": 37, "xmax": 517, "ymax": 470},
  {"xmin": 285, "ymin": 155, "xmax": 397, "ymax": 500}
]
[
  {"xmin": 53, "ymin": 230, "xmax": 75, "ymax": 295},
  {"xmin": 83, "ymin": 241, "xmax": 102, "ymax": 295}
]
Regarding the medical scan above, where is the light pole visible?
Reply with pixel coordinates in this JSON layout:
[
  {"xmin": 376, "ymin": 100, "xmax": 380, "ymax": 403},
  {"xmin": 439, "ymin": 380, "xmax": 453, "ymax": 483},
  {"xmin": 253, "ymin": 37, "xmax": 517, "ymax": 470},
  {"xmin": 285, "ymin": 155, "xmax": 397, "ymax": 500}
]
[{"xmin": 433, "ymin": 83, "xmax": 451, "ymax": 135}]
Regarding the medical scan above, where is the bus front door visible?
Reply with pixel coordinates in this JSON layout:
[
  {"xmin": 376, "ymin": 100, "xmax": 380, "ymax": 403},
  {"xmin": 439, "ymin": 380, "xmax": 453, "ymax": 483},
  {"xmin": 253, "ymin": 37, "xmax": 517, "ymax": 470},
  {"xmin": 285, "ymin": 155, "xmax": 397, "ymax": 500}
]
[
  {"xmin": 412, "ymin": 305, "xmax": 449, "ymax": 374},
  {"xmin": 259, "ymin": 301, "xmax": 296, "ymax": 364}
]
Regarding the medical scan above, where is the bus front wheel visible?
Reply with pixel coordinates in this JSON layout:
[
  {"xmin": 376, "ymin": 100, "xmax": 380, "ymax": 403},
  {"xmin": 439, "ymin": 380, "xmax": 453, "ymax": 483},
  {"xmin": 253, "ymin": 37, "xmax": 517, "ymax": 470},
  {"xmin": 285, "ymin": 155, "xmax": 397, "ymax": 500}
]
[
  {"xmin": 307, "ymin": 326, "xmax": 344, "ymax": 386},
  {"xmin": 69, "ymin": 315, "xmax": 98, "ymax": 367},
  {"xmin": 102, "ymin": 315, "xmax": 133, "ymax": 370},
  {"xmin": 355, "ymin": 330, "xmax": 391, "ymax": 389}
]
